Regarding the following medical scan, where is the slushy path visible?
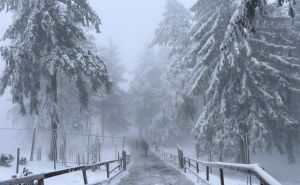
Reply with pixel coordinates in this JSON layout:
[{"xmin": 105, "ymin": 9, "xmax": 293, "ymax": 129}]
[{"xmin": 116, "ymin": 151, "xmax": 195, "ymax": 185}]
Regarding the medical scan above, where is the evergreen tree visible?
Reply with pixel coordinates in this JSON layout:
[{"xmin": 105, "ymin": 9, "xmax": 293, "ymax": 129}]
[
  {"xmin": 0, "ymin": 0, "xmax": 111, "ymax": 160},
  {"xmin": 152, "ymin": 0, "xmax": 197, "ymax": 144},
  {"xmin": 188, "ymin": 0, "xmax": 300, "ymax": 163},
  {"xmin": 152, "ymin": 0, "xmax": 192, "ymax": 74}
]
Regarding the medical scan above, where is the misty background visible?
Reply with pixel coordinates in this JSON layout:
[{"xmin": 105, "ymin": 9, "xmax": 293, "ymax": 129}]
[
  {"xmin": 0, "ymin": 0, "xmax": 300, "ymax": 184},
  {"xmin": 0, "ymin": 0, "xmax": 195, "ymax": 123}
]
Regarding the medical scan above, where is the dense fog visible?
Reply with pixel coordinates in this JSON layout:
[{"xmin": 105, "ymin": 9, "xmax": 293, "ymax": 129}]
[{"xmin": 0, "ymin": 0, "xmax": 299, "ymax": 185}]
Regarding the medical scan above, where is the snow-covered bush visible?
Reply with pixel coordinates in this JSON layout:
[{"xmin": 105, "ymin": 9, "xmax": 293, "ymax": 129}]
[
  {"xmin": 0, "ymin": 154, "xmax": 14, "ymax": 167},
  {"xmin": 19, "ymin": 157, "xmax": 27, "ymax": 166}
]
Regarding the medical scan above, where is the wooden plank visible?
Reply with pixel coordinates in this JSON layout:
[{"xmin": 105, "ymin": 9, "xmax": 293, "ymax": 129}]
[{"xmin": 44, "ymin": 166, "xmax": 86, "ymax": 179}]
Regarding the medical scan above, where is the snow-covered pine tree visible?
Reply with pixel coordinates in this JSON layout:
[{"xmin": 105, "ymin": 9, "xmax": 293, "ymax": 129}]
[
  {"xmin": 152, "ymin": 0, "xmax": 192, "ymax": 74},
  {"xmin": 152, "ymin": 0, "xmax": 197, "ymax": 144},
  {"xmin": 221, "ymin": 0, "xmax": 296, "ymax": 53},
  {"xmin": 189, "ymin": 0, "xmax": 300, "ymax": 163},
  {"xmin": 187, "ymin": 0, "xmax": 235, "ymax": 161},
  {"xmin": 0, "ymin": 0, "xmax": 111, "ymax": 160}
]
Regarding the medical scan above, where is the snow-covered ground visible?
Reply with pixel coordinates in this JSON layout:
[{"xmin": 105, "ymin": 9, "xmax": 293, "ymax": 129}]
[{"xmin": 0, "ymin": 160, "xmax": 124, "ymax": 185}]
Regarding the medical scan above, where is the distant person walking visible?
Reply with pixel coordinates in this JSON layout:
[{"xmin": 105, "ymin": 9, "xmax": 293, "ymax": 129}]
[{"xmin": 140, "ymin": 139, "xmax": 149, "ymax": 157}]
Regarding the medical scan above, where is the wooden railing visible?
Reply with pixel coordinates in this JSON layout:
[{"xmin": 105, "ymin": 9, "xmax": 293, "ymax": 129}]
[
  {"xmin": 0, "ymin": 151, "xmax": 131, "ymax": 185},
  {"xmin": 157, "ymin": 147, "xmax": 281, "ymax": 185}
]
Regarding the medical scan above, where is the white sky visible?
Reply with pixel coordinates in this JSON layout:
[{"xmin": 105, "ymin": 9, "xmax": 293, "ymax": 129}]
[{"xmin": 89, "ymin": 0, "xmax": 196, "ymax": 89}]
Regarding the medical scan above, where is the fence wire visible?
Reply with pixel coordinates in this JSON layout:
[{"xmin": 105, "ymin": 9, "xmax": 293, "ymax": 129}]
[{"xmin": 0, "ymin": 128, "xmax": 125, "ymax": 165}]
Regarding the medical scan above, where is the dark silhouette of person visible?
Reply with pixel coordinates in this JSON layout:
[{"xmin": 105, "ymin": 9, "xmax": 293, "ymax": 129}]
[{"xmin": 140, "ymin": 139, "xmax": 149, "ymax": 157}]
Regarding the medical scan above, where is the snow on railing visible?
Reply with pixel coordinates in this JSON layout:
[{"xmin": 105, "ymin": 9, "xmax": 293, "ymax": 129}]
[
  {"xmin": 157, "ymin": 147, "xmax": 282, "ymax": 185},
  {"xmin": 187, "ymin": 157, "xmax": 281, "ymax": 185},
  {"xmin": 0, "ymin": 152, "xmax": 131, "ymax": 185}
]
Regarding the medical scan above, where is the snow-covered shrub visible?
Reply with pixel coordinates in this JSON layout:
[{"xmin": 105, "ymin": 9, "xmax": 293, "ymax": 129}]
[
  {"xmin": 21, "ymin": 167, "xmax": 33, "ymax": 177},
  {"xmin": 19, "ymin": 157, "xmax": 27, "ymax": 166},
  {"xmin": 0, "ymin": 154, "xmax": 14, "ymax": 167}
]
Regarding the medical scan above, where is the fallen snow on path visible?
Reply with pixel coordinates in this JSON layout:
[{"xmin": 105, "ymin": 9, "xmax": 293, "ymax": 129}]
[{"xmin": 115, "ymin": 151, "xmax": 195, "ymax": 185}]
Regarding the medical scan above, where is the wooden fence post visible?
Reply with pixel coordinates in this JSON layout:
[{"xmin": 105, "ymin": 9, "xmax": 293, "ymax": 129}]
[
  {"xmin": 206, "ymin": 166, "xmax": 209, "ymax": 181},
  {"xmin": 16, "ymin": 148, "xmax": 20, "ymax": 174},
  {"xmin": 196, "ymin": 162, "xmax": 199, "ymax": 174},
  {"xmin": 122, "ymin": 151, "xmax": 127, "ymax": 170},
  {"xmin": 106, "ymin": 163, "xmax": 110, "ymax": 178},
  {"xmin": 118, "ymin": 152, "xmax": 121, "ymax": 170},
  {"xmin": 30, "ymin": 129, "xmax": 36, "ymax": 161},
  {"xmin": 177, "ymin": 146, "xmax": 184, "ymax": 170},
  {"xmin": 220, "ymin": 168, "xmax": 224, "ymax": 185},
  {"xmin": 37, "ymin": 179, "xmax": 44, "ymax": 185},
  {"xmin": 82, "ymin": 169, "xmax": 88, "ymax": 185},
  {"xmin": 78, "ymin": 154, "xmax": 81, "ymax": 166}
]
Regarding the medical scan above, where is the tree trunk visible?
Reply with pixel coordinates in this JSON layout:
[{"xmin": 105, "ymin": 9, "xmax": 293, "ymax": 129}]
[
  {"xmin": 50, "ymin": 71, "xmax": 58, "ymax": 161},
  {"xmin": 101, "ymin": 114, "xmax": 105, "ymax": 139},
  {"xmin": 238, "ymin": 137, "xmax": 246, "ymax": 163}
]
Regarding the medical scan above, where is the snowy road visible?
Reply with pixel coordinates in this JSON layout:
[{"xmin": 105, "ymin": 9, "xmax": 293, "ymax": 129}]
[{"xmin": 116, "ymin": 152, "xmax": 195, "ymax": 185}]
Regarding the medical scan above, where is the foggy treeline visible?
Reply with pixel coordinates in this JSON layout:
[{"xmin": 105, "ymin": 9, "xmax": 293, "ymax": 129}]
[{"xmin": 0, "ymin": 0, "xmax": 300, "ymax": 169}]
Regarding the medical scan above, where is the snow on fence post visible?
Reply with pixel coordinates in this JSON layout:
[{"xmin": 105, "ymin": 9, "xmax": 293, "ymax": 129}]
[
  {"xmin": 16, "ymin": 148, "xmax": 20, "ymax": 174},
  {"xmin": 30, "ymin": 128, "xmax": 36, "ymax": 161}
]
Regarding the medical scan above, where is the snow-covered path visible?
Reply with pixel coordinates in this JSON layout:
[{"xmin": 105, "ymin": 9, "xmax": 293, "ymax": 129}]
[{"xmin": 116, "ymin": 152, "xmax": 195, "ymax": 185}]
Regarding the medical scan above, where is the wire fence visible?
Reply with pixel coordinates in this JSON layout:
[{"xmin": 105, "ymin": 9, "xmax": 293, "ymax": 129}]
[{"xmin": 0, "ymin": 128, "xmax": 125, "ymax": 165}]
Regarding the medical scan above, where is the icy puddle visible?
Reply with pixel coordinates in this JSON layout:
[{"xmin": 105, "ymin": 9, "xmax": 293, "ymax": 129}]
[{"xmin": 116, "ymin": 152, "xmax": 195, "ymax": 185}]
